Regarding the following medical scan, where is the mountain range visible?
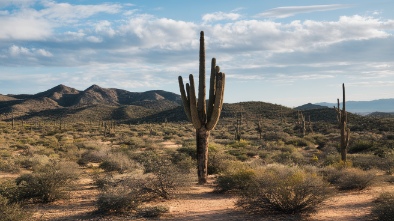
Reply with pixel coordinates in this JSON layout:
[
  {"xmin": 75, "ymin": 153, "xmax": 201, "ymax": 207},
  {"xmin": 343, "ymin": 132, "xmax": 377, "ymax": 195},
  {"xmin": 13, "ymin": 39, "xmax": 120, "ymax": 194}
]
[
  {"xmin": 0, "ymin": 84, "xmax": 392, "ymax": 123},
  {"xmin": 0, "ymin": 84, "xmax": 182, "ymax": 122}
]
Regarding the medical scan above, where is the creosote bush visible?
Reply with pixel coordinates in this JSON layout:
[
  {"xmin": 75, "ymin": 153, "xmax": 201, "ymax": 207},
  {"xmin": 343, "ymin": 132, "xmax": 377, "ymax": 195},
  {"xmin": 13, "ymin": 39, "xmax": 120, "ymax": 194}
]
[
  {"xmin": 237, "ymin": 164, "xmax": 331, "ymax": 214},
  {"xmin": 322, "ymin": 167, "xmax": 375, "ymax": 190},
  {"xmin": 215, "ymin": 168, "xmax": 255, "ymax": 193},
  {"xmin": 10, "ymin": 161, "xmax": 79, "ymax": 203}
]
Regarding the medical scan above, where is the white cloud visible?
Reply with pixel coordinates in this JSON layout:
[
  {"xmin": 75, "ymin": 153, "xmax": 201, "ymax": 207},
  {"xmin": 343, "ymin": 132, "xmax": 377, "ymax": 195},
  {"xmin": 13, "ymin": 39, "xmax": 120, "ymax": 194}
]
[
  {"xmin": 9, "ymin": 45, "xmax": 31, "ymax": 56},
  {"xmin": 257, "ymin": 4, "xmax": 353, "ymax": 19},
  {"xmin": 202, "ymin": 11, "xmax": 241, "ymax": 23},
  {"xmin": 8, "ymin": 45, "xmax": 53, "ymax": 57},
  {"xmin": 94, "ymin": 20, "xmax": 116, "ymax": 37},
  {"xmin": 40, "ymin": 1, "xmax": 121, "ymax": 21}
]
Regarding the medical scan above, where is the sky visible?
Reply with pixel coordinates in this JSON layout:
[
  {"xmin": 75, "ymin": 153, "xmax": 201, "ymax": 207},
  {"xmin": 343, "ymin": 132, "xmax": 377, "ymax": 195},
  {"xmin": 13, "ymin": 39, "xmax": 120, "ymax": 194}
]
[{"xmin": 1, "ymin": 0, "xmax": 394, "ymax": 107}]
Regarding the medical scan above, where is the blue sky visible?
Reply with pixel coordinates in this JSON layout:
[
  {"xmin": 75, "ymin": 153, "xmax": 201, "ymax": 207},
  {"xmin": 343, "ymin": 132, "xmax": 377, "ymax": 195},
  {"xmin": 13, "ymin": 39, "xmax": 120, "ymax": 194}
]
[{"xmin": 1, "ymin": 0, "xmax": 394, "ymax": 107}]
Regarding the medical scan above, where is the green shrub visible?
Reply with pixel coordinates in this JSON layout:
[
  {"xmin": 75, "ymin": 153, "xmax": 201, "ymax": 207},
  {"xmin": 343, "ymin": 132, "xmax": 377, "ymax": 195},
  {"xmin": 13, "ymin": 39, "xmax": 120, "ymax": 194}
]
[
  {"xmin": 12, "ymin": 161, "xmax": 80, "ymax": 203},
  {"xmin": 371, "ymin": 192, "xmax": 394, "ymax": 221},
  {"xmin": 0, "ymin": 195, "xmax": 31, "ymax": 221},
  {"xmin": 215, "ymin": 169, "xmax": 255, "ymax": 193},
  {"xmin": 237, "ymin": 165, "xmax": 331, "ymax": 214},
  {"xmin": 323, "ymin": 167, "xmax": 375, "ymax": 190},
  {"xmin": 99, "ymin": 152, "xmax": 139, "ymax": 173},
  {"xmin": 348, "ymin": 140, "xmax": 374, "ymax": 153}
]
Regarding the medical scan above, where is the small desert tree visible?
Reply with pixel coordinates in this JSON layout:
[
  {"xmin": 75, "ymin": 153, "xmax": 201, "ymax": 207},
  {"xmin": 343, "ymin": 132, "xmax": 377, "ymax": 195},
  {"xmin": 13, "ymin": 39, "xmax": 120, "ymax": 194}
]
[{"xmin": 178, "ymin": 31, "xmax": 225, "ymax": 184}]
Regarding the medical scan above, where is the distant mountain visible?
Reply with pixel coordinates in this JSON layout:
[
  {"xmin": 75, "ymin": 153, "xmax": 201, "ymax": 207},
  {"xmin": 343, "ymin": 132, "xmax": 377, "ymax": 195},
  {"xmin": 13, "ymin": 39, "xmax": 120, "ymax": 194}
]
[
  {"xmin": 315, "ymin": 98, "xmax": 394, "ymax": 113},
  {"xmin": 0, "ymin": 84, "xmax": 181, "ymax": 120},
  {"xmin": 295, "ymin": 103, "xmax": 330, "ymax": 111}
]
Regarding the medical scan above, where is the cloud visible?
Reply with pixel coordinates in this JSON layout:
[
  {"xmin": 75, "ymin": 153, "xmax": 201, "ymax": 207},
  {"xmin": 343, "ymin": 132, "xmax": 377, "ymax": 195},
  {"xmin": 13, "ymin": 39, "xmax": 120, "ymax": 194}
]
[
  {"xmin": 257, "ymin": 4, "xmax": 353, "ymax": 19},
  {"xmin": 0, "ymin": 1, "xmax": 122, "ymax": 41},
  {"xmin": 1, "ymin": 1, "xmax": 394, "ymax": 104},
  {"xmin": 8, "ymin": 45, "xmax": 52, "ymax": 57},
  {"xmin": 202, "ymin": 11, "xmax": 241, "ymax": 23}
]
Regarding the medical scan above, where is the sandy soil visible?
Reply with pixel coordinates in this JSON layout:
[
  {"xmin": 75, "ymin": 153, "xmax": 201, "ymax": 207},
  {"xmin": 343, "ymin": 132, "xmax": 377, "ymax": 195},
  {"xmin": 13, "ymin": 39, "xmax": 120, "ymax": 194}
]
[{"xmin": 25, "ymin": 174, "xmax": 394, "ymax": 221}]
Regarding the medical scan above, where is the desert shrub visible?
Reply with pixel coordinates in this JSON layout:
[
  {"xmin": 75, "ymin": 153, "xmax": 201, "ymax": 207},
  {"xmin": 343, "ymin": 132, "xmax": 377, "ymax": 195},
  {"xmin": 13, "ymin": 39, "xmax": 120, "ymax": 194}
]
[
  {"xmin": 350, "ymin": 154, "xmax": 394, "ymax": 173},
  {"xmin": 0, "ymin": 195, "xmax": 31, "ymax": 221},
  {"xmin": 370, "ymin": 192, "xmax": 394, "ymax": 221},
  {"xmin": 285, "ymin": 137, "xmax": 310, "ymax": 147},
  {"xmin": 263, "ymin": 131, "xmax": 288, "ymax": 142},
  {"xmin": 228, "ymin": 139, "xmax": 250, "ymax": 148},
  {"xmin": 11, "ymin": 161, "xmax": 80, "ymax": 203},
  {"xmin": 348, "ymin": 140, "xmax": 374, "ymax": 153},
  {"xmin": 77, "ymin": 149, "xmax": 107, "ymax": 166},
  {"xmin": 215, "ymin": 168, "xmax": 255, "ymax": 193},
  {"xmin": 208, "ymin": 151, "xmax": 237, "ymax": 175},
  {"xmin": 323, "ymin": 167, "xmax": 375, "ymax": 190},
  {"xmin": 0, "ymin": 160, "xmax": 20, "ymax": 173},
  {"xmin": 136, "ymin": 205, "xmax": 169, "ymax": 218},
  {"xmin": 271, "ymin": 149, "xmax": 305, "ymax": 165},
  {"xmin": 176, "ymin": 146, "xmax": 197, "ymax": 160},
  {"xmin": 99, "ymin": 152, "xmax": 139, "ymax": 173},
  {"xmin": 96, "ymin": 178, "xmax": 150, "ymax": 214},
  {"xmin": 237, "ymin": 164, "xmax": 331, "ymax": 214},
  {"xmin": 142, "ymin": 157, "xmax": 194, "ymax": 199},
  {"xmin": 96, "ymin": 165, "xmax": 187, "ymax": 214}
]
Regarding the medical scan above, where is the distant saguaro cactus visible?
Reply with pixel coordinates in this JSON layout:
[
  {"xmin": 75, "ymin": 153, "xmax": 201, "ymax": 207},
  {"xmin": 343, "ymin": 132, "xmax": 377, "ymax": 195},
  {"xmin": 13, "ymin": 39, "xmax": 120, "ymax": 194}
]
[
  {"xmin": 335, "ymin": 83, "xmax": 350, "ymax": 162},
  {"xmin": 178, "ymin": 31, "xmax": 225, "ymax": 184}
]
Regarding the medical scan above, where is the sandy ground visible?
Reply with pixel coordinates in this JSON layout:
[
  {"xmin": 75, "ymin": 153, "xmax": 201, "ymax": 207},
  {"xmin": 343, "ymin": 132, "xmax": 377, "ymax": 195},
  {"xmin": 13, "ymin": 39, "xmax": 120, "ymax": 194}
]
[{"xmin": 23, "ymin": 173, "xmax": 393, "ymax": 221}]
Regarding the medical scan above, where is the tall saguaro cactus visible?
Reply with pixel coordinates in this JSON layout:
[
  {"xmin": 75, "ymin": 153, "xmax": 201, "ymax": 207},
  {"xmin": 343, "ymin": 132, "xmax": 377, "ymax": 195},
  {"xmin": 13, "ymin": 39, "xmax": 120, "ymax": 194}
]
[
  {"xmin": 178, "ymin": 31, "xmax": 225, "ymax": 184},
  {"xmin": 335, "ymin": 83, "xmax": 350, "ymax": 162}
]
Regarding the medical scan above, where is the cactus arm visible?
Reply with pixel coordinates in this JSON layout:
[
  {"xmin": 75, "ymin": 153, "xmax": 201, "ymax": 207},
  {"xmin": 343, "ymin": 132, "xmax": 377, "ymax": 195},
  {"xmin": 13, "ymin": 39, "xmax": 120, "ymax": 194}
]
[
  {"xmin": 189, "ymin": 74, "xmax": 202, "ymax": 129},
  {"xmin": 178, "ymin": 76, "xmax": 192, "ymax": 121},
  {"xmin": 206, "ymin": 72, "xmax": 225, "ymax": 131},
  {"xmin": 197, "ymin": 31, "xmax": 207, "ymax": 124},
  {"xmin": 207, "ymin": 58, "xmax": 217, "ymax": 120}
]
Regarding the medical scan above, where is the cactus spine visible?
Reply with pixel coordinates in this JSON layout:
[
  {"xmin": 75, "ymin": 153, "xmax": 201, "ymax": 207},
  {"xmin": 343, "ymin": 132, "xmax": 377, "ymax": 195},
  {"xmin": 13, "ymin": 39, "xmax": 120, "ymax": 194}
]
[
  {"xmin": 178, "ymin": 31, "xmax": 225, "ymax": 184},
  {"xmin": 335, "ymin": 83, "xmax": 350, "ymax": 162}
]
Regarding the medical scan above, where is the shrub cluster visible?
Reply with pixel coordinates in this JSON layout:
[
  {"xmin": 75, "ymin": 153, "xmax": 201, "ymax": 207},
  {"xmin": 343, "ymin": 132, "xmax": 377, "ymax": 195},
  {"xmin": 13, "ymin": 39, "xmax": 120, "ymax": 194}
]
[
  {"xmin": 1, "ymin": 161, "xmax": 79, "ymax": 203},
  {"xmin": 371, "ymin": 192, "xmax": 394, "ymax": 221},
  {"xmin": 233, "ymin": 164, "xmax": 331, "ymax": 214},
  {"xmin": 0, "ymin": 195, "xmax": 31, "ymax": 221},
  {"xmin": 322, "ymin": 167, "xmax": 375, "ymax": 190}
]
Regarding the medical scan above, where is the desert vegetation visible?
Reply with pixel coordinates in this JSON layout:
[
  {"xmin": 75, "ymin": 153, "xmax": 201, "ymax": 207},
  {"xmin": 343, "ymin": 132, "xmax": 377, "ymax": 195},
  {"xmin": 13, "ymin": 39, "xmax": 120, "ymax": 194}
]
[{"xmin": 0, "ymin": 102, "xmax": 393, "ymax": 220}]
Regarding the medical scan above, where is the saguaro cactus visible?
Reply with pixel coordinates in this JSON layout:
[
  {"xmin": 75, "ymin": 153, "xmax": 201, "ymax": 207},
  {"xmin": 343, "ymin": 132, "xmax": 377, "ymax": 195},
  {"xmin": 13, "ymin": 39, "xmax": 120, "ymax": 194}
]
[
  {"xmin": 335, "ymin": 83, "xmax": 350, "ymax": 162},
  {"xmin": 178, "ymin": 31, "xmax": 225, "ymax": 184}
]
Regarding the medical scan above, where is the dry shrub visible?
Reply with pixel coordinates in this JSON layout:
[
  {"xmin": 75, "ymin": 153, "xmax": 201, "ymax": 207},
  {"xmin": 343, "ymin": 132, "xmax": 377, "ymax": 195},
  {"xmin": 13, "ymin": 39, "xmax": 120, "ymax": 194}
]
[
  {"xmin": 96, "ymin": 178, "xmax": 151, "ymax": 213},
  {"xmin": 0, "ymin": 195, "xmax": 31, "ymax": 221},
  {"xmin": 11, "ymin": 161, "xmax": 80, "ymax": 203},
  {"xmin": 237, "ymin": 164, "xmax": 331, "ymax": 214},
  {"xmin": 136, "ymin": 205, "xmax": 169, "ymax": 218},
  {"xmin": 371, "ymin": 192, "xmax": 394, "ymax": 221},
  {"xmin": 99, "ymin": 152, "xmax": 140, "ymax": 173},
  {"xmin": 322, "ymin": 166, "xmax": 375, "ymax": 190},
  {"xmin": 0, "ymin": 160, "xmax": 20, "ymax": 173}
]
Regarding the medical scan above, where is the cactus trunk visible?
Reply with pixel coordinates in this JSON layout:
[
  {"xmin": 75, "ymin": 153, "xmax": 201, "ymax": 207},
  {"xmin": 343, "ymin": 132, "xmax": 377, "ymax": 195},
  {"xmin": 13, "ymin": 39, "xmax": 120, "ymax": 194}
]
[
  {"xmin": 335, "ymin": 83, "xmax": 350, "ymax": 162},
  {"xmin": 178, "ymin": 31, "xmax": 225, "ymax": 184},
  {"xmin": 196, "ymin": 128, "xmax": 209, "ymax": 184}
]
